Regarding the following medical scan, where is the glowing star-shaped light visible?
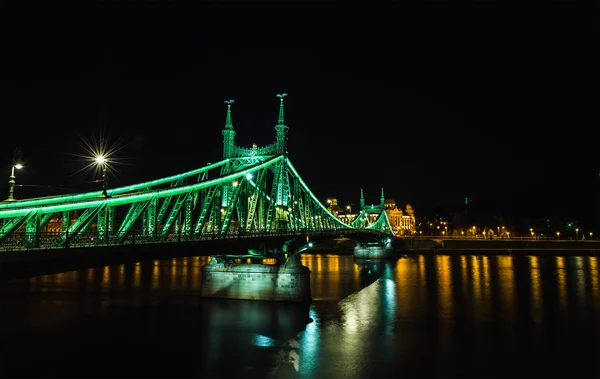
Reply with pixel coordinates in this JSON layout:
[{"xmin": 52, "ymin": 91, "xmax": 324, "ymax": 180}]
[{"xmin": 69, "ymin": 131, "xmax": 128, "ymax": 183}]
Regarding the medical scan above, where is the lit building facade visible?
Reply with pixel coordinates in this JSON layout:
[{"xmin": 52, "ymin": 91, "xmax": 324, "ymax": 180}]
[
  {"xmin": 326, "ymin": 198, "xmax": 344, "ymax": 217},
  {"xmin": 327, "ymin": 189, "xmax": 416, "ymax": 235},
  {"xmin": 383, "ymin": 199, "xmax": 416, "ymax": 236}
]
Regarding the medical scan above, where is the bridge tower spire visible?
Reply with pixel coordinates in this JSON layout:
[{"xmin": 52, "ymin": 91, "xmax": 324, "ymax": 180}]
[
  {"xmin": 380, "ymin": 187, "xmax": 385, "ymax": 208},
  {"xmin": 275, "ymin": 93, "xmax": 288, "ymax": 154},
  {"xmin": 222, "ymin": 100, "xmax": 236, "ymax": 159},
  {"xmin": 273, "ymin": 94, "xmax": 290, "ymax": 208},
  {"xmin": 360, "ymin": 188, "xmax": 365, "ymax": 211}
]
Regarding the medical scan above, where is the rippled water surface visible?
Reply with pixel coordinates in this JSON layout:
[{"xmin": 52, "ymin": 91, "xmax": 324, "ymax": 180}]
[{"xmin": 0, "ymin": 253, "xmax": 599, "ymax": 378}]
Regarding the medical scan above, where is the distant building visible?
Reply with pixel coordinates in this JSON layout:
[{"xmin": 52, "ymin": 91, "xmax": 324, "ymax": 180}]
[
  {"xmin": 326, "ymin": 198, "xmax": 344, "ymax": 216},
  {"xmin": 383, "ymin": 199, "xmax": 416, "ymax": 236},
  {"xmin": 44, "ymin": 211, "xmax": 79, "ymax": 233},
  {"xmin": 327, "ymin": 189, "xmax": 416, "ymax": 235}
]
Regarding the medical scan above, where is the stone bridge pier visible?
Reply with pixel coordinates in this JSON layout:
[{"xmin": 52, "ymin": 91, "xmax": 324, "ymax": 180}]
[{"xmin": 200, "ymin": 238, "xmax": 312, "ymax": 302}]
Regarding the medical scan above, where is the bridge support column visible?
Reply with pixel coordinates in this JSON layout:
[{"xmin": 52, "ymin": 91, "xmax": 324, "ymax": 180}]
[
  {"xmin": 354, "ymin": 237, "xmax": 397, "ymax": 259},
  {"xmin": 200, "ymin": 256, "xmax": 311, "ymax": 302}
]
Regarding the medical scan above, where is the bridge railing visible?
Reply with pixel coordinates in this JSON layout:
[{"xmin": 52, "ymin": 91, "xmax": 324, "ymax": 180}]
[{"xmin": 0, "ymin": 228, "xmax": 379, "ymax": 252}]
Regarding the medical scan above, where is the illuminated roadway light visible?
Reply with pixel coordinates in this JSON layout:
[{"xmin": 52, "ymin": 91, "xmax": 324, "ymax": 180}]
[
  {"xmin": 95, "ymin": 156, "xmax": 106, "ymax": 165},
  {"xmin": 14, "ymin": 164, "xmax": 23, "ymax": 169}
]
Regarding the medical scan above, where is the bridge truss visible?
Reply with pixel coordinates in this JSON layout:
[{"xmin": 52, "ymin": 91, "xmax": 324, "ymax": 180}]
[{"xmin": 0, "ymin": 155, "xmax": 394, "ymax": 251}]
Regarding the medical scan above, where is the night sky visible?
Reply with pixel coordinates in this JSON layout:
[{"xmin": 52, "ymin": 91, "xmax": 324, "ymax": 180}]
[{"xmin": 1, "ymin": 1, "xmax": 598, "ymax": 230}]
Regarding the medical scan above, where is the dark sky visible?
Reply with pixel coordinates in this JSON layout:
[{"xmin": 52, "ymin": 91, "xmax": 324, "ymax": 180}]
[{"xmin": 1, "ymin": 1, "xmax": 599, "ymax": 229}]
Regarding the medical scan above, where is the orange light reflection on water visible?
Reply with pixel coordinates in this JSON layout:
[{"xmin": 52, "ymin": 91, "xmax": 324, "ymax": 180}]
[
  {"xmin": 133, "ymin": 262, "xmax": 141, "ymax": 289},
  {"xmin": 436, "ymin": 255, "xmax": 453, "ymax": 324},
  {"xmin": 528, "ymin": 256, "xmax": 543, "ymax": 323},
  {"xmin": 395, "ymin": 257, "xmax": 422, "ymax": 318},
  {"xmin": 496, "ymin": 255, "xmax": 516, "ymax": 327},
  {"xmin": 589, "ymin": 257, "xmax": 599, "ymax": 301},
  {"xmin": 556, "ymin": 256, "xmax": 567, "ymax": 314},
  {"xmin": 460, "ymin": 255, "xmax": 468, "ymax": 298}
]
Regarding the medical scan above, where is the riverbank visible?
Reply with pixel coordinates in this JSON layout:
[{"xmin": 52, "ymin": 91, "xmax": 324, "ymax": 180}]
[{"xmin": 398, "ymin": 237, "xmax": 600, "ymax": 255}]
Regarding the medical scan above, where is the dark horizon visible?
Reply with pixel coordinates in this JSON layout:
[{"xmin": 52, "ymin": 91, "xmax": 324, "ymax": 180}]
[{"xmin": 1, "ymin": 1, "xmax": 598, "ymax": 231}]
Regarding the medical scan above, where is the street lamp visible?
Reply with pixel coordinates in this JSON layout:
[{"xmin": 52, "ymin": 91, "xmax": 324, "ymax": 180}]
[
  {"xmin": 576, "ymin": 228, "xmax": 579, "ymax": 240},
  {"xmin": 4, "ymin": 163, "xmax": 23, "ymax": 201},
  {"xmin": 95, "ymin": 155, "xmax": 108, "ymax": 197},
  {"xmin": 346, "ymin": 205, "xmax": 351, "ymax": 214},
  {"xmin": 556, "ymin": 231, "xmax": 560, "ymax": 240}
]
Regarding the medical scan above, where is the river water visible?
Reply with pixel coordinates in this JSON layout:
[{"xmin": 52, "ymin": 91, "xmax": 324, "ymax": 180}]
[{"xmin": 0, "ymin": 253, "xmax": 598, "ymax": 378}]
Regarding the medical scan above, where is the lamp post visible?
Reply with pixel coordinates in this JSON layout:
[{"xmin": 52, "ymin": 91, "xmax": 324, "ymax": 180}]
[
  {"xmin": 5, "ymin": 163, "xmax": 23, "ymax": 202},
  {"xmin": 576, "ymin": 228, "xmax": 579, "ymax": 240},
  {"xmin": 346, "ymin": 205, "xmax": 351, "ymax": 214},
  {"xmin": 95, "ymin": 155, "xmax": 108, "ymax": 197}
]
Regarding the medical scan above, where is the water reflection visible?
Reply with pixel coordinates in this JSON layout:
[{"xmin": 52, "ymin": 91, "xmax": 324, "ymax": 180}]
[
  {"xmin": 497, "ymin": 255, "xmax": 516, "ymax": 327},
  {"xmin": 0, "ymin": 253, "xmax": 599, "ymax": 378},
  {"xmin": 590, "ymin": 256, "xmax": 599, "ymax": 298},
  {"xmin": 556, "ymin": 256, "xmax": 568, "ymax": 315},
  {"xmin": 529, "ymin": 256, "xmax": 544, "ymax": 323},
  {"xmin": 353, "ymin": 257, "xmax": 393, "ymax": 288},
  {"xmin": 436, "ymin": 255, "xmax": 453, "ymax": 323},
  {"xmin": 302, "ymin": 254, "xmax": 361, "ymax": 301}
]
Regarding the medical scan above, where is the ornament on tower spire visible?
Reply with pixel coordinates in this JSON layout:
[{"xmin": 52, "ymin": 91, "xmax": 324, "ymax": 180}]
[
  {"xmin": 224, "ymin": 99, "xmax": 235, "ymax": 129},
  {"xmin": 380, "ymin": 188, "xmax": 385, "ymax": 207}
]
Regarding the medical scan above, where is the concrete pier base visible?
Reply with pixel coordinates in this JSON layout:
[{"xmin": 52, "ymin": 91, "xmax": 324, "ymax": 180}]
[
  {"xmin": 200, "ymin": 256, "xmax": 311, "ymax": 302},
  {"xmin": 354, "ymin": 245, "xmax": 396, "ymax": 259}
]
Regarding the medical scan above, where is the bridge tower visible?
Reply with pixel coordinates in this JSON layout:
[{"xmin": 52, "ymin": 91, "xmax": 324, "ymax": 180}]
[
  {"xmin": 222, "ymin": 100, "xmax": 236, "ymax": 159},
  {"xmin": 380, "ymin": 187, "xmax": 385, "ymax": 208},
  {"xmin": 274, "ymin": 94, "xmax": 290, "ymax": 212},
  {"xmin": 275, "ymin": 93, "xmax": 288, "ymax": 154},
  {"xmin": 360, "ymin": 188, "xmax": 365, "ymax": 211},
  {"xmin": 220, "ymin": 100, "xmax": 237, "ymax": 212}
]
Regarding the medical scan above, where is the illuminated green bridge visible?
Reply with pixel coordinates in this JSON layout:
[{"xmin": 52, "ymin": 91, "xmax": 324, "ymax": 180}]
[{"xmin": 0, "ymin": 95, "xmax": 394, "ymax": 254}]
